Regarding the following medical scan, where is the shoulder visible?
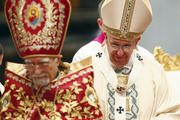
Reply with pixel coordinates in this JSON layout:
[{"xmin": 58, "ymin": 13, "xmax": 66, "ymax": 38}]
[
  {"xmin": 72, "ymin": 41, "xmax": 102, "ymax": 63},
  {"xmin": 78, "ymin": 41, "xmax": 102, "ymax": 52},
  {"xmin": 137, "ymin": 45, "xmax": 154, "ymax": 59},
  {"xmin": 70, "ymin": 56, "xmax": 92, "ymax": 72},
  {"xmin": 135, "ymin": 50, "xmax": 163, "ymax": 72},
  {"xmin": 6, "ymin": 62, "xmax": 27, "ymax": 76}
]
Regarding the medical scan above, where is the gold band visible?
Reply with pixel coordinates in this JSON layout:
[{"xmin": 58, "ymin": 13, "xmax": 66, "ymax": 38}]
[{"xmin": 103, "ymin": 23, "xmax": 142, "ymax": 41}]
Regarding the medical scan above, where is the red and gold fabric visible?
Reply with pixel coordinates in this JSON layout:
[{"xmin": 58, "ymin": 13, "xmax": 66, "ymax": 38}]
[
  {"xmin": 5, "ymin": 0, "xmax": 71, "ymax": 58},
  {"xmin": 0, "ymin": 64, "xmax": 102, "ymax": 119}
]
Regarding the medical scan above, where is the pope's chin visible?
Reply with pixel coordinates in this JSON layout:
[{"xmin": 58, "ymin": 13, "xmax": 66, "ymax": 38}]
[{"xmin": 111, "ymin": 58, "xmax": 128, "ymax": 68}]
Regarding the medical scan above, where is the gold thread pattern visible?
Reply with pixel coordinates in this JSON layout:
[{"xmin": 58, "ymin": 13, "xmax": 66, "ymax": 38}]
[
  {"xmin": 7, "ymin": 0, "xmax": 66, "ymax": 52},
  {"xmin": 0, "ymin": 66, "xmax": 102, "ymax": 119},
  {"xmin": 103, "ymin": 23, "xmax": 142, "ymax": 40},
  {"xmin": 120, "ymin": 0, "xmax": 136, "ymax": 35},
  {"xmin": 103, "ymin": 0, "xmax": 142, "ymax": 40}
]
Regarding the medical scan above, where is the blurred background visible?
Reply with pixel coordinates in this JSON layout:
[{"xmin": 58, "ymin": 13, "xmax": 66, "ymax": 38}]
[{"xmin": 0, "ymin": 0, "xmax": 180, "ymax": 84}]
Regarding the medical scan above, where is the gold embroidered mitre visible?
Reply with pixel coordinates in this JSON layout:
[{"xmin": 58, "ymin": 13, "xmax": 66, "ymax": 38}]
[
  {"xmin": 5, "ymin": 0, "xmax": 71, "ymax": 58},
  {"xmin": 101, "ymin": 0, "xmax": 152, "ymax": 40}
]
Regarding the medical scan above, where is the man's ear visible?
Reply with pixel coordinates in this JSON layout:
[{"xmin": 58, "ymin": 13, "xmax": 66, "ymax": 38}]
[
  {"xmin": 56, "ymin": 55, "xmax": 63, "ymax": 64},
  {"xmin": 97, "ymin": 18, "xmax": 104, "ymax": 32},
  {"xmin": 134, "ymin": 37, "xmax": 141, "ymax": 49},
  {"xmin": 136, "ymin": 37, "xmax": 141, "ymax": 44}
]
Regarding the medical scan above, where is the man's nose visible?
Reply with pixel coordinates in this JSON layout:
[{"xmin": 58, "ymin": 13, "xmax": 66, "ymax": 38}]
[
  {"xmin": 117, "ymin": 48, "xmax": 124, "ymax": 56},
  {"xmin": 33, "ymin": 66, "xmax": 42, "ymax": 75}
]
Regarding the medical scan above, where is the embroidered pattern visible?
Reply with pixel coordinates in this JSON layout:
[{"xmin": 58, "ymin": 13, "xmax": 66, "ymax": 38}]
[
  {"xmin": 107, "ymin": 83, "xmax": 115, "ymax": 120},
  {"xmin": 136, "ymin": 54, "xmax": 143, "ymax": 61},
  {"xmin": 1, "ymin": 66, "xmax": 102, "ymax": 119},
  {"xmin": 120, "ymin": 0, "xmax": 136, "ymax": 38},
  {"xmin": 7, "ymin": 0, "xmax": 66, "ymax": 52},
  {"xmin": 24, "ymin": 1, "xmax": 45, "ymax": 30},
  {"xmin": 107, "ymin": 64, "xmax": 138, "ymax": 119},
  {"xmin": 96, "ymin": 52, "xmax": 103, "ymax": 58},
  {"xmin": 114, "ymin": 66, "xmax": 133, "ymax": 75},
  {"xmin": 126, "ymin": 84, "xmax": 139, "ymax": 120}
]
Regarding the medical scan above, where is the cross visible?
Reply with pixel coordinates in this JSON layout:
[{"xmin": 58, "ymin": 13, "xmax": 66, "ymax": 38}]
[
  {"xmin": 136, "ymin": 54, "xmax": 143, "ymax": 61},
  {"xmin": 96, "ymin": 52, "xmax": 102, "ymax": 58},
  {"xmin": 116, "ymin": 106, "xmax": 124, "ymax": 114},
  {"xmin": 116, "ymin": 86, "xmax": 125, "ymax": 92}
]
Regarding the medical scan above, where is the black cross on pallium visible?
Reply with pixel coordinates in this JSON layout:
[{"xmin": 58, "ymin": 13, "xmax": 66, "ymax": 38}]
[
  {"xmin": 117, "ymin": 106, "xmax": 124, "ymax": 114},
  {"xmin": 96, "ymin": 52, "xmax": 102, "ymax": 58},
  {"xmin": 136, "ymin": 54, "xmax": 143, "ymax": 61}
]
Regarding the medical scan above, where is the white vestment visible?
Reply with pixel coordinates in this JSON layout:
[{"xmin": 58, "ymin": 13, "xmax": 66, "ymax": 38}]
[
  {"xmin": 72, "ymin": 40, "xmax": 154, "ymax": 63},
  {"xmin": 92, "ymin": 45, "xmax": 180, "ymax": 120}
]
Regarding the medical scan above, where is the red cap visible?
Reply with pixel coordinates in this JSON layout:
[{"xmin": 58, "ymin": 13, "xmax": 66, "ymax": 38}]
[{"xmin": 5, "ymin": 0, "xmax": 71, "ymax": 58}]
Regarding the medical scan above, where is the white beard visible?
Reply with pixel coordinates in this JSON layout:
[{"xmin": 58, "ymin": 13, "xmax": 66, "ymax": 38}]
[{"xmin": 30, "ymin": 73, "xmax": 50, "ymax": 88}]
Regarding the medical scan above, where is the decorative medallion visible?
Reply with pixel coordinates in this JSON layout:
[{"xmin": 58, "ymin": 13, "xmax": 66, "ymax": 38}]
[{"xmin": 24, "ymin": 1, "xmax": 45, "ymax": 30}]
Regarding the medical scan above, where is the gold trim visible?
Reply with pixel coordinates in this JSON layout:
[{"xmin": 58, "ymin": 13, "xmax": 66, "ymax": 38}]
[
  {"xmin": 120, "ymin": 0, "xmax": 136, "ymax": 35},
  {"xmin": 59, "ymin": 0, "xmax": 72, "ymax": 55},
  {"xmin": 4, "ymin": 0, "xmax": 72, "ymax": 58},
  {"xmin": 81, "ymin": 85, "xmax": 98, "ymax": 108},
  {"xmin": 126, "ymin": 98, "xmax": 130, "ymax": 112},
  {"xmin": 103, "ymin": 24, "xmax": 142, "ymax": 40},
  {"xmin": 70, "ymin": 56, "xmax": 92, "ymax": 71},
  {"xmin": 153, "ymin": 46, "xmax": 180, "ymax": 71},
  {"xmin": 22, "ymin": 54, "xmax": 60, "ymax": 59},
  {"xmin": 102, "ymin": 0, "xmax": 142, "ymax": 41},
  {"xmin": 6, "ymin": 62, "xmax": 27, "ymax": 77}
]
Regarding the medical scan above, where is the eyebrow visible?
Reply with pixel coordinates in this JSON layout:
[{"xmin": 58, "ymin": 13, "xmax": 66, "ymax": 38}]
[
  {"xmin": 24, "ymin": 58, "xmax": 51, "ymax": 63},
  {"xmin": 40, "ymin": 58, "xmax": 51, "ymax": 62}
]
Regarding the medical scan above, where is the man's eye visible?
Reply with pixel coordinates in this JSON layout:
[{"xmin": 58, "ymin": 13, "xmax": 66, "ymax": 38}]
[
  {"xmin": 124, "ymin": 45, "xmax": 131, "ymax": 48},
  {"xmin": 111, "ymin": 44, "xmax": 118, "ymax": 47},
  {"xmin": 26, "ymin": 63, "xmax": 33, "ymax": 65},
  {"xmin": 39, "ymin": 62, "xmax": 49, "ymax": 66}
]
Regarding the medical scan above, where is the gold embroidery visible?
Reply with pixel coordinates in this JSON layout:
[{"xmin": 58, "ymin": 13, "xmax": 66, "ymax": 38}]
[
  {"xmin": 154, "ymin": 46, "xmax": 180, "ymax": 71},
  {"xmin": 126, "ymin": 98, "xmax": 130, "ymax": 112},
  {"xmin": 83, "ymin": 78, "xmax": 89, "ymax": 84},
  {"xmin": 7, "ymin": 0, "xmax": 66, "ymax": 52},
  {"xmin": 70, "ymin": 56, "xmax": 92, "ymax": 71},
  {"xmin": 10, "ymin": 84, "xmax": 16, "ymax": 90},
  {"xmin": 2, "ymin": 66, "xmax": 101, "ymax": 119},
  {"xmin": 120, "ymin": 0, "xmax": 136, "ymax": 35},
  {"xmin": 117, "ymin": 75, "xmax": 128, "ymax": 86},
  {"xmin": 116, "ymin": 74, "xmax": 129, "ymax": 93},
  {"xmin": 103, "ymin": 0, "xmax": 142, "ymax": 40},
  {"xmin": 103, "ymin": 23, "xmax": 142, "ymax": 41},
  {"xmin": 41, "ymin": 99, "xmax": 54, "ymax": 112},
  {"xmin": 83, "ymin": 85, "xmax": 98, "ymax": 107},
  {"xmin": 1, "ymin": 91, "xmax": 13, "ymax": 113}
]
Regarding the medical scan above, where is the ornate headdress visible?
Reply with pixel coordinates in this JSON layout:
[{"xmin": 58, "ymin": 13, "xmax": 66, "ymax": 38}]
[
  {"xmin": 101, "ymin": 0, "xmax": 152, "ymax": 41},
  {"xmin": 5, "ymin": 0, "xmax": 71, "ymax": 58}
]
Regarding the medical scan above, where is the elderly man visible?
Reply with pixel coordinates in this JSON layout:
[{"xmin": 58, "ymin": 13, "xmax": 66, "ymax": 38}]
[
  {"xmin": 0, "ymin": 0, "xmax": 102, "ymax": 119},
  {"xmin": 72, "ymin": 1, "xmax": 154, "ymax": 63},
  {"xmin": 86, "ymin": 0, "xmax": 180, "ymax": 119}
]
